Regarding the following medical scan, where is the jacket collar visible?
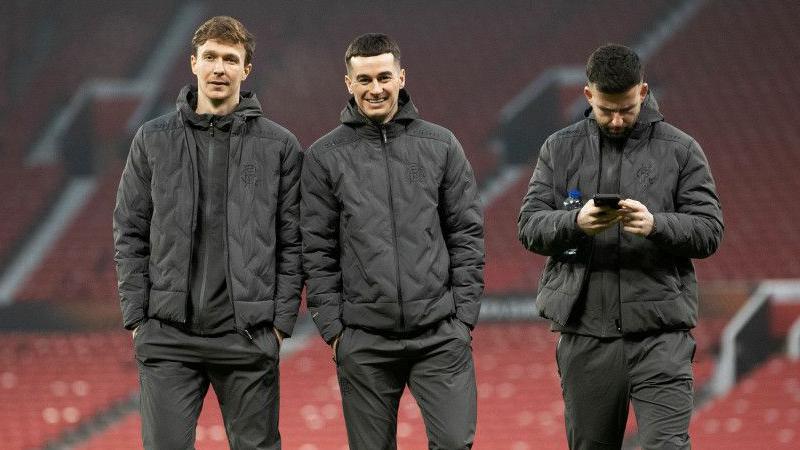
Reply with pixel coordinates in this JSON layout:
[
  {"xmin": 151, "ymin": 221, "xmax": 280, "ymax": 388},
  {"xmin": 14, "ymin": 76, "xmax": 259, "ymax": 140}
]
[{"xmin": 177, "ymin": 85, "xmax": 263, "ymax": 129}]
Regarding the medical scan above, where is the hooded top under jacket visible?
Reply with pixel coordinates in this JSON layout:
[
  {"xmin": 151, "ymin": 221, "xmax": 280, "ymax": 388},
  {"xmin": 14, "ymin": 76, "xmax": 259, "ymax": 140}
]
[
  {"xmin": 517, "ymin": 93, "xmax": 723, "ymax": 335},
  {"xmin": 113, "ymin": 85, "xmax": 303, "ymax": 337},
  {"xmin": 301, "ymin": 90, "xmax": 485, "ymax": 343}
]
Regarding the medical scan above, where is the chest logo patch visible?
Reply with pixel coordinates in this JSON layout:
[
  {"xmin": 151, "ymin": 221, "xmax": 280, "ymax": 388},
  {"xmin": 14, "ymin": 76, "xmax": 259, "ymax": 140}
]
[
  {"xmin": 241, "ymin": 164, "xmax": 258, "ymax": 186},
  {"xmin": 636, "ymin": 162, "xmax": 656, "ymax": 189},
  {"xmin": 407, "ymin": 162, "xmax": 426, "ymax": 184}
]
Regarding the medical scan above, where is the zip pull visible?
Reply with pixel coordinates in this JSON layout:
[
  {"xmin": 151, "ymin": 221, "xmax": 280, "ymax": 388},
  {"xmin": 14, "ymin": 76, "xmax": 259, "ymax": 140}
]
[
  {"xmin": 236, "ymin": 327, "xmax": 254, "ymax": 341},
  {"xmin": 381, "ymin": 127, "xmax": 387, "ymax": 144},
  {"xmin": 209, "ymin": 120, "xmax": 215, "ymax": 137}
]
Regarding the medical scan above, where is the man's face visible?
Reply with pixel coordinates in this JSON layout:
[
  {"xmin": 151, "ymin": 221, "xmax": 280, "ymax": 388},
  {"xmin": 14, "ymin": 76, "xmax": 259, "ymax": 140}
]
[
  {"xmin": 584, "ymin": 82, "xmax": 648, "ymax": 138},
  {"xmin": 345, "ymin": 53, "xmax": 405, "ymax": 124},
  {"xmin": 191, "ymin": 39, "xmax": 251, "ymax": 109}
]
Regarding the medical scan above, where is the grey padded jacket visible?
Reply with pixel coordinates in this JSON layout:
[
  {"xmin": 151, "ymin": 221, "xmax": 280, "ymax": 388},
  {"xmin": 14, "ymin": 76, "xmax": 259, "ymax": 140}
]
[
  {"xmin": 518, "ymin": 94, "xmax": 723, "ymax": 334},
  {"xmin": 301, "ymin": 90, "xmax": 484, "ymax": 343},
  {"xmin": 113, "ymin": 86, "xmax": 303, "ymax": 336}
]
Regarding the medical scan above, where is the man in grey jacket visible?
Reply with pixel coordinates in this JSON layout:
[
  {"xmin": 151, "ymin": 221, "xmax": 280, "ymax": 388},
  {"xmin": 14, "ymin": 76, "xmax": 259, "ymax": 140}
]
[
  {"xmin": 518, "ymin": 44, "xmax": 723, "ymax": 449},
  {"xmin": 301, "ymin": 33, "xmax": 484, "ymax": 449},
  {"xmin": 113, "ymin": 16, "xmax": 302, "ymax": 449}
]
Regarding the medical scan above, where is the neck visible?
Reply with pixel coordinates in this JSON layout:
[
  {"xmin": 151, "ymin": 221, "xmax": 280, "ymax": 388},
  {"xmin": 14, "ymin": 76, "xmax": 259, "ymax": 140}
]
[{"xmin": 196, "ymin": 94, "xmax": 239, "ymax": 116}]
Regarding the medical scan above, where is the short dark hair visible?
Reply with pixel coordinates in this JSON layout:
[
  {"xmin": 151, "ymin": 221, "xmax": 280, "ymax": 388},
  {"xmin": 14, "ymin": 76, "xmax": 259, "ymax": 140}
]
[
  {"xmin": 345, "ymin": 33, "xmax": 401, "ymax": 69},
  {"xmin": 192, "ymin": 16, "xmax": 255, "ymax": 66},
  {"xmin": 586, "ymin": 44, "xmax": 643, "ymax": 94}
]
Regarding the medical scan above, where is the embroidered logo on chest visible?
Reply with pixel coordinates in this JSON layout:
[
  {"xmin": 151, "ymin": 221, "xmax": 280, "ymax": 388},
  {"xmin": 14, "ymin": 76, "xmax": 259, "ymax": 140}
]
[
  {"xmin": 241, "ymin": 164, "xmax": 258, "ymax": 186},
  {"xmin": 636, "ymin": 162, "xmax": 656, "ymax": 189},
  {"xmin": 407, "ymin": 162, "xmax": 426, "ymax": 184}
]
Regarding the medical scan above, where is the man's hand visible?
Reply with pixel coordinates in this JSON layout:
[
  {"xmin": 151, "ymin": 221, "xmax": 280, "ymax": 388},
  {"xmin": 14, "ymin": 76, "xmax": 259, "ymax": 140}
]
[
  {"xmin": 618, "ymin": 199, "xmax": 655, "ymax": 236},
  {"xmin": 273, "ymin": 327, "xmax": 285, "ymax": 346},
  {"xmin": 577, "ymin": 199, "xmax": 622, "ymax": 236}
]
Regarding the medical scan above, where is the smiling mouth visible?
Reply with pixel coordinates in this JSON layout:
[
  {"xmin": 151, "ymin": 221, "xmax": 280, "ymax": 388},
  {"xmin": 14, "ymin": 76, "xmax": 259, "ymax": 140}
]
[
  {"xmin": 209, "ymin": 81, "xmax": 229, "ymax": 86},
  {"xmin": 366, "ymin": 98, "xmax": 386, "ymax": 105}
]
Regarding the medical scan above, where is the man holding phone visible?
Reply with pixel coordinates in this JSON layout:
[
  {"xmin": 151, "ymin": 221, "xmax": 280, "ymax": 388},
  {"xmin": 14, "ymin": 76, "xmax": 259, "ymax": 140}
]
[{"xmin": 518, "ymin": 44, "xmax": 723, "ymax": 449}]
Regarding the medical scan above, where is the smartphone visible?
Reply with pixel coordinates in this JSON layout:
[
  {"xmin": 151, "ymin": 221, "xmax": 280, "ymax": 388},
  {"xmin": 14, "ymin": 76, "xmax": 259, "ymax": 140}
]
[{"xmin": 593, "ymin": 193, "xmax": 622, "ymax": 209}]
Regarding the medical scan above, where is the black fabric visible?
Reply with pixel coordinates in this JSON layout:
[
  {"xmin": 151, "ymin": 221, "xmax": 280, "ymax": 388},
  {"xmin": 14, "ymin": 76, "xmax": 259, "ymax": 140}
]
[
  {"xmin": 185, "ymin": 97, "xmax": 235, "ymax": 335},
  {"xmin": 336, "ymin": 317, "xmax": 476, "ymax": 449},
  {"xmin": 561, "ymin": 136, "xmax": 624, "ymax": 337},
  {"xmin": 556, "ymin": 332, "xmax": 695, "ymax": 449},
  {"xmin": 114, "ymin": 85, "xmax": 303, "ymax": 336},
  {"xmin": 134, "ymin": 319, "xmax": 281, "ymax": 449},
  {"xmin": 301, "ymin": 89, "xmax": 484, "ymax": 343},
  {"xmin": 518, "ymin": 93, "xmax": 724, "ymax": 333}
]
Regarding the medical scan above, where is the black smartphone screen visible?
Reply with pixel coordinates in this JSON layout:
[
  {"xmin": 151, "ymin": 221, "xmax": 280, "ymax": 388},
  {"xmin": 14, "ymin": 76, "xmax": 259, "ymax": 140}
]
[{"xmin": 593, "ymin": 194, "xmax": 622, "ymax": 209}]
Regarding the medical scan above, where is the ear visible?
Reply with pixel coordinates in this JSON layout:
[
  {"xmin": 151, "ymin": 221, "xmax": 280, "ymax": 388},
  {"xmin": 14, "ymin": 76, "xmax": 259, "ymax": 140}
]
[
  {"xmin": 190, "ymin": 54, "xmax": 198, "ymax": 75},
  {"xmin": 583, "ymin": 85, "xmax": 593, "ymax": 103},
  {"xmin": 243, "ymin": 63, "xmax": 252, "ymax": 80},
  {"xmin": 399, "ymin": 68, "xmax": 406, "ymax": 89},
  {"xmin": 639, "ymin": 82, "xmax": 649, "ymax": 100},
  {"xmin": 344, "ymin": 74, "xmax": 353, "ymax": 95}
]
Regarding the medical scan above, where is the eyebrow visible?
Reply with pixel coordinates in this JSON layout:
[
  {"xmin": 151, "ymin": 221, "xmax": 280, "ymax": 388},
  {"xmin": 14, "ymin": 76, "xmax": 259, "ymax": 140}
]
[
  {"xmin": 598, "ymin": 104, "xmax": 636, "ymax": 113},
  {"xmin": 201, "ymin": 50, "xmax": 240, "ymax": 60},
  {"xmin": 356, "ymin": 71, "xmax": 394, "ymax": 79}
]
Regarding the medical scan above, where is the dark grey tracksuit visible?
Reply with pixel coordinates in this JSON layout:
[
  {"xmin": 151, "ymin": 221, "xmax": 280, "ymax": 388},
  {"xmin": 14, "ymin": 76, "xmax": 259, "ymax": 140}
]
[
  {"xmin": 335, "ymin": 318, "xmax": 476, "ymax": 450},
  {"xmin": 556, "ymin": 134, "xmax": 695, "ymax": 449},
  {"xmin": 134, "ymin": 319, "xmax": 280, "ymax": 449},
  {"xmin": 116, "ymin": 86, "xmax": 303, "ymax": 450},
  {"xmin": 518, "ymin": 94, "xmax": 723, "ymax": 450},
  {"xmin": 301, "ymin": 90, "xmax": 484, "ymax": 449}
]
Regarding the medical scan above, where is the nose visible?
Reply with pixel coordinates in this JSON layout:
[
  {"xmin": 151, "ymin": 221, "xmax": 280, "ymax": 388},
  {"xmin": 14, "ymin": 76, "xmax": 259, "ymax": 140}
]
[
  {"xmin": 212, "ymin": 58, "xmax": 224, "ymax": 74},
  {"xmin": 611, "ymin": 113, "xmax": 624, "ymax": 128},
  {"xmin": 369, "ymin": 80, "xmax": 382, "ymax": 95}
]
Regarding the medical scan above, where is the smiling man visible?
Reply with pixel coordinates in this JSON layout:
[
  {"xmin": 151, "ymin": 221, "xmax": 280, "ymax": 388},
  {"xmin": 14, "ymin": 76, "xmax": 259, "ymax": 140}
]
[
  {"xmin": 518, "ymin": 44, "xmax": 723, "ymax": 449},
  {"xmin": 114, "ymin": 16, "xmax": 302, "ymax": 449},
  {"xmin": 301, "ymin": 33, "xmax": 484, "ymax": 449}
]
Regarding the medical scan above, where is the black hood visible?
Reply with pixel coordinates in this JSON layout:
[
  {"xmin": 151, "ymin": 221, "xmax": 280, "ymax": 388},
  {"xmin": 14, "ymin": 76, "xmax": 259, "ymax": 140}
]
[
  {"xmin": 340, "ymin": 88, "xmax": 420, "ymax": 126},
  {"xmin": 177, "ymin": 85, "xmax": 264, "ymax": 127}
]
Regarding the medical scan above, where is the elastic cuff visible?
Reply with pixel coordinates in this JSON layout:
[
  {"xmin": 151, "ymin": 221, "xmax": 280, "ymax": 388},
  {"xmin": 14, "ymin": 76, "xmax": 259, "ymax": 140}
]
[
  {"xmin": 272, "ymin": 316, "xmax": 296, "ymax": 338},
  {"xmin": 455, "ymin": 307, "xmax": 478, "ymax": 329},
  {"xmin": 124, "ymin": 316, "xmax": 144, "ymax": 330},
  {"xmin": 322, "ymin": 319, "xmax": 344, "ymax": 345}
]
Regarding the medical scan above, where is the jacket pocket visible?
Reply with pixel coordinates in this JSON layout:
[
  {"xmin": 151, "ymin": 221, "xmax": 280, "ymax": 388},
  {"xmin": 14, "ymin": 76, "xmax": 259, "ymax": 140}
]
[
  {"xmin": 424, "ymin": 210, "xmax": 448, "ymax": 281},
  {"xmin": 334, "ymin": 327, "xmax": 352, "ymax": 366},
  {"xmin": 147, "ymin": 289, "xmax": 188, "ymax": 323},
  {"xmin": 341, "ymin": 226, "xmax": 373, "ymax": 299},
  {"xmin": 255, "ymin": 326, "xmax": 279, "ymax": 358},
  {"xmin": 234, "ymin": 300, "xmax": 275, "ymax": 330}
]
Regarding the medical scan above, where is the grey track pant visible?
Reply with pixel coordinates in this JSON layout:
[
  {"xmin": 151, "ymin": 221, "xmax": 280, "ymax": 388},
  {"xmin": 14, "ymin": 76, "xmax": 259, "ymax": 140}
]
[
  {"xmin": 133, "ymin": 319, "xmax": 281, "ymax": 450},
  {"xmin": 556, "ymin": 331, "xmax": 696, "ymax": 450},
  {"xmin": 335, "ymin": 317, "xmax": 477, "ymax": 450}
]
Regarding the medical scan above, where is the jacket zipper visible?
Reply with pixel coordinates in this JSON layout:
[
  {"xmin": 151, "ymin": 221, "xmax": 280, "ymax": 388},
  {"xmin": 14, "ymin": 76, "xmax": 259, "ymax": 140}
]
[
  {"xmin": 614, "ymin": 137, "xmax": 627, "ymax": 335},
  {"xmin": 380, "ymin": 126, "xmax": 405, "ymax": 331},
  {"xmin": 196, "ymin": 120, "xmax": 216, "ymax": 333},
  {"xmin": 598, "ymin": 139, "xmax": 607, "ymax": 338}
]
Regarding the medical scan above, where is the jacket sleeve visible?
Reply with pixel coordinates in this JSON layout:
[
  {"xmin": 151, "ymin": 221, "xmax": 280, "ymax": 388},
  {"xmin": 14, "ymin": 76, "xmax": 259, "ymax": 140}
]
[
  {"xmin": 518, "ymin": 139, "xmax": 586, "ymax": 256},
  {"xmin": 113, "ymin": 127, "xmax": 152, "ymax": 330},
  {"xmin": 647, "ymin": 140, "xmax": 724, "ymax": 258},
  {"xmin": 300, "ymin": 150, "xmax": 343, "ymax": 343},
  {"xmin": 440, "ymin": 135, "xmax": 485, "ymax": 328},
  {"xmin": 272, "ymin": 136, "xmax": 304, "ymax": 337}
]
